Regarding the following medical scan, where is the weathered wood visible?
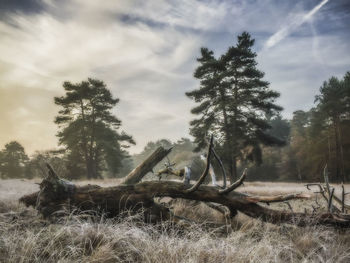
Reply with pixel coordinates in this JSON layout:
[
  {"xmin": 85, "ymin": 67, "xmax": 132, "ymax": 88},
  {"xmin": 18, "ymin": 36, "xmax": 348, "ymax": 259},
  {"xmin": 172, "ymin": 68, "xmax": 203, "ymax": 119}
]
[
  {"xmin": 245, "ymin": 193, "xmax": 311, "ymax": 203},
  {"xmin": 185, "ymin": 135, "xmax": 213, "ymax": 193},
  {"xmin": 18, "ymin": 145, "xmax": 350, "ymax": 228},
  {"xmin": 122, "ymin": 146, "xmax": 172, "ymax": 185},
  {"xmin": 20, "ymin": 175, "xmax": 350, "ymax": 228},
  {"xmin": 219, "ymin": 168, "xmax": 247, "ymax": 194}
]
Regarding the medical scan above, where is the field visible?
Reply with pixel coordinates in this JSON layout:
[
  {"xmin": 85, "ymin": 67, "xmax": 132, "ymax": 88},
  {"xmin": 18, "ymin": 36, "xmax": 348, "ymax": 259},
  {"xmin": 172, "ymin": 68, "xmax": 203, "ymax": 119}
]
[{"xmin": 1, "ymin": 179, "xmax": 350, "ymax": 263}]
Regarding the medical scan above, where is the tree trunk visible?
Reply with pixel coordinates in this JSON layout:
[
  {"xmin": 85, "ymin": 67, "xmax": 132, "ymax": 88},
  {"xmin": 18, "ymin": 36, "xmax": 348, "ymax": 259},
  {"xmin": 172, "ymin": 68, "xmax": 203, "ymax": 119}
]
[
  {"xmin": 122, "ymin": 146, "xmax": 172, "ymax": 185},
  {"xmin": 333, "ymin": 118, "xmax": 341, "ymax": 182},
  {"xmin": 219, "ymin": 87, "xmax": 234, "ymax": 184},
  {"xmin": 231, "ymin": 156, "xmax": 237, "ymax": 182},
  {"xmin": 337, "ymin": 118, "xmax": 346, "ymax": 182},
  {"xmin": 19, "ymin": 143, "xmax": 350, "ymax": 229},
  {"xmin": 86, "ymin": 160, "xmax": 93, "ymax": 179},
  {"xmin": 86, "ymin": 158, "xmax": 96, "ymax": 179},
  {"xmin": 231, "ymin": 76, "xmax": 238, "ymax": 182},
  {"xmin": 79, "ymin": 99, "xmax": 92, "ymax": 179},
  {"xmin": 20, "ymin": 175, "xmax": 350, "ymax": 228},
  {"xmin": 228, "ymin": 162, "xmax": 233, "ymax": 185}
]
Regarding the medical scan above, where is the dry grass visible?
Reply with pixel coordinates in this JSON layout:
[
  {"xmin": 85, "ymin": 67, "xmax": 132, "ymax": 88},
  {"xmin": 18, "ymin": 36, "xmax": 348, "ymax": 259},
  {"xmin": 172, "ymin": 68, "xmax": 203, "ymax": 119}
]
[{"xmin": 1, "ymin": 179, "xmax": 350, "ymax": 262}]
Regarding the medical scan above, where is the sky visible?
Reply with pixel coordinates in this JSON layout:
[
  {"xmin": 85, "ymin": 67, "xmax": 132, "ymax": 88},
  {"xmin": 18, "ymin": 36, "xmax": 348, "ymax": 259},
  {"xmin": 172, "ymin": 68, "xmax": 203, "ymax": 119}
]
[{"xmin": 0, "ymin": 0, "xmax": 349, "ymax": 155}]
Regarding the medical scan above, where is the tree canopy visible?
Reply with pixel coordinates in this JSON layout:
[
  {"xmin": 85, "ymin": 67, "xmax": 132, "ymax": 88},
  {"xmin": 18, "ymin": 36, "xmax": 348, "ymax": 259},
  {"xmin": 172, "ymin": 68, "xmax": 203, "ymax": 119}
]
[
  {"xmin": 0, "ymin": 141, "xmax": 29, "ymax": 178},
  {"xmin": 186, "ymin": 32, "xmax": 284, "ymax": 182},
  {"xmin": 54, "ymin": 78, "xmax": 135, "ymax": 179}
]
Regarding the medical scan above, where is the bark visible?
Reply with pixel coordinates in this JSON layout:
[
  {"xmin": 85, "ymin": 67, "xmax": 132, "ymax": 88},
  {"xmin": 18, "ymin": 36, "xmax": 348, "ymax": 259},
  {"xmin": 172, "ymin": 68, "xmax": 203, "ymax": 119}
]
[
  {"xmin": 122, "ymin": 146, "xmax": 173, "ymax": 185},
  {"xmin": 21, "ymin": 177, "xmax": 350, "ymax": 227},
  {"xmin": 231, "ymin": 157, "xmax": 237, "ymax": 183},
  {"xmin": 219, "ymin": 87, "xmax": 233, "ymax": 184},
  {"xmin": 18, "ymin": 145, "xmax": 350, "ymax": 228},
  {"xmin": 79, "ymin": 99, "xmax": 92, "ymax": 179},
  {"xmin": 231, "ymin": 76, "xmax": 238, "ymax": 181},
  {"xmin": 337, "ymin": 118, "xmax": 346, "ymax": 182},
  {"xmin": 333, "ymin": 117, "xmax": 341, "ymax": 181}
]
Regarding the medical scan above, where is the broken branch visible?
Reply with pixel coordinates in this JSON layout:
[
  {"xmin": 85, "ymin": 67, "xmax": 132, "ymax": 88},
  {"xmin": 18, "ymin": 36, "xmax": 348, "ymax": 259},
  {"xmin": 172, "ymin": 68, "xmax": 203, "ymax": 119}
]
[
  {"xmin": 219, "ymin": 168, "xmax": 247, "ymax": 194},
  {"xmin": 185, "ymin": 135, "xmax": 213, "ymax": 193}
]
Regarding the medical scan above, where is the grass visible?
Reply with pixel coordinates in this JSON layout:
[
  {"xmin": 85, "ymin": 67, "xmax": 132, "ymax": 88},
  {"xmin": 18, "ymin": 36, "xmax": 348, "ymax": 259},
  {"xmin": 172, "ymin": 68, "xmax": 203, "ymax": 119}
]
[{"xmin": 1, "ymin": 179, "xmax": 350, "ymax": 262}]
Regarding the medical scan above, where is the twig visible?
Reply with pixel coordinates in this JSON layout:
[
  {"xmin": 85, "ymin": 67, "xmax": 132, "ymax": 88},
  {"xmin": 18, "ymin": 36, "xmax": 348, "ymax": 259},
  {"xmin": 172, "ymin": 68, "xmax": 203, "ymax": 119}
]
[
  {"xmin": 284, "ymin": 202, "xmax": 294, "ymax": 213},
  {"xmin": 328, "ymin": 188, "xmax": 335, "ymax": 213}
]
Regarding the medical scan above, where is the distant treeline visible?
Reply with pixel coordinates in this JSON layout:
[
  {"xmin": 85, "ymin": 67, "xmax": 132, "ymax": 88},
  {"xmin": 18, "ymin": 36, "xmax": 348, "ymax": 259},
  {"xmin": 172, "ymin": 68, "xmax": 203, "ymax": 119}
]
[{"xmin": 0, "ymin": 32, "xmax": 349, "ymax": 182}]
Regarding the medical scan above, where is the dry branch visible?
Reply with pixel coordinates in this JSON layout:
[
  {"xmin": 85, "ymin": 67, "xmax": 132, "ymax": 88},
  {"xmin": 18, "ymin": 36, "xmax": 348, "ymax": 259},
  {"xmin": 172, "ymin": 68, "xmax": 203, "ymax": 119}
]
[
  {"xmin": 18, "ymin": 143, "xmax": 350, "ymax": 229},
  {"xmin": 244, "ymin": 193, "xmax": 311, "ymax": 203},
  {"xmin": 122, "ymin": 146, "xmax": 173, "ymax": 185},
  {"xmin": 211, "ymin": 148, "xmax": 227, "ymax": 189},
  {"xmin": 184, "ymin": 135, "xmax": 214, "ymax": 193},
  {"xmin": 20, "ymin": 178, "xmax": 350, "ymax": 228},
  {"xmin": 305, "ymin": 165, "xmax": 350, "ymax": 214},
  {"xmin": 219, "ymin": 168, "xmax": 247, "ymax": 194},
  {"xmin": 331, "ymin": 189, "xmax": 350, "ymax": 211}
]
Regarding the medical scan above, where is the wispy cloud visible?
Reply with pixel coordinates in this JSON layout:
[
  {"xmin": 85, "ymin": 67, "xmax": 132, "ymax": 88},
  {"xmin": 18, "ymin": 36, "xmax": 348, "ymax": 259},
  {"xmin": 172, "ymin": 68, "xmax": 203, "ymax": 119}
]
[
  {"xmin": 264, "ymin": 0, "xmax": 329, "ymax": 49},
  {"xmin": 0, "ymin": 0, "xmax": 205, "ymax": 153},
  {"xmin": 0, "ymin": 0, "xmax": 349, "ymax": 154}
]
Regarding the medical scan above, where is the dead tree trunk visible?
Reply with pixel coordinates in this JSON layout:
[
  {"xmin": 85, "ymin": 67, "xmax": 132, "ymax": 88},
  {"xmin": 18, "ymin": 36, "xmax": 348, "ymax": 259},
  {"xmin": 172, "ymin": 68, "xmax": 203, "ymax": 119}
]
[
  {"xmin": 122, "ymin": 146, "xmax": 172, "ymax": 185},
  {"xmin": 19, "ymin": 139, "xmax": 350, "ymax": 228}
]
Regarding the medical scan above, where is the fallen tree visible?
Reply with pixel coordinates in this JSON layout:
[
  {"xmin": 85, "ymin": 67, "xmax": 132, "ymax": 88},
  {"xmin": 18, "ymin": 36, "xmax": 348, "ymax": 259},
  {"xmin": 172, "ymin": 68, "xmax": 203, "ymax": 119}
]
[{"xmin": 20, "ymin": 137, "xmax": 350, "ymax": 228}]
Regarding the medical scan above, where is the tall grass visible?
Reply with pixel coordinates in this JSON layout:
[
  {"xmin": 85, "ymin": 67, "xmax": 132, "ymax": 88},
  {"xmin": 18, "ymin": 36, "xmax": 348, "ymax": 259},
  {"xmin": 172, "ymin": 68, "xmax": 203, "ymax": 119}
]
[{"xmin": 1, "ymin": 179, "xmax": 350, "ymax": 262}]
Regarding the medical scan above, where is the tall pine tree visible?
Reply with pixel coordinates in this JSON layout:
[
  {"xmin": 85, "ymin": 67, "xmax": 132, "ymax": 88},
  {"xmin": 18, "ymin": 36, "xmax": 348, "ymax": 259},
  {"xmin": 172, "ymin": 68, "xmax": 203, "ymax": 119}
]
[
  {"xmin": 186, "ymin": 32, "xmax": 283, "ymax": 182},
  {"xmin": 315, "ymin": 73, "xmax": 350, "ymax": 182},
  {"xmin": 0, "ymin": 141, "xmax": 29, "ymax": 178},
  {"xmin": 55, "ymin": 78, "xmax": 135, "ymax": 179}
]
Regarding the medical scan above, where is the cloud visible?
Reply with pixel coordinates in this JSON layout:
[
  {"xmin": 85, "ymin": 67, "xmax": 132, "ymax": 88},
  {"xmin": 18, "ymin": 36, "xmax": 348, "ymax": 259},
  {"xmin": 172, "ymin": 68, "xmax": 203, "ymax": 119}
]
[
  {"xmin": 264, "ymin": 0, "xmax": 329, "ymax": 49},
  {"xmin": 0, "ymin": 0, "xmax": 349, "ymax": 155},
  {"xmin": 258, "ymin": 33, "xmax": 350, "ymax": 117},
  {"xmin": 0, "ymin": 0, "xmax": 204, "ymax": 154},
  {"xmin": 0, "ymin": 0, "xmax": 47, "ymax": 18}
]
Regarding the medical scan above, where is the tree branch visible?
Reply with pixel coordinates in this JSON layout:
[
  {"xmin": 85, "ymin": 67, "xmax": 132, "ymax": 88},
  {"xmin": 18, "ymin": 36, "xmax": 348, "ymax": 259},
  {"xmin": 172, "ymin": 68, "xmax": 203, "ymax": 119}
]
[
  {"xmin": 185, "ymin": 135, "xmax": 213, "ymax": 193},
  {"xmin": 219, "ymin": 168, "xmax": 247, "ymax": 194},
  {"xmin": 122, "ymin": 146, "xmax": 172, "ymax": 185}
]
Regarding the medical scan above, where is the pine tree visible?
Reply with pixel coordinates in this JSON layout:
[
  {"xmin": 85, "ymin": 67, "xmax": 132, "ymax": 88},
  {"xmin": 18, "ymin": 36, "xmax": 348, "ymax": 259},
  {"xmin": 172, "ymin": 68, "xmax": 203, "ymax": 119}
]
[
  {"xmin": 0, "ymin": 141, "xmax": 29, "ymax": 178},
  {"xmin": 266, "ymin": 114, "xmax": 290, "ymax": 142},
  {"xmin": 315, "ymin": 74, "xmax": 349, "ymax": 181},
  {"xmin": 54, "ymin": 78, "xmax": 135, "ymax": 179},
  {"xmin": 186, "ymin": 32, "xmax": 283, "ymax": 182}
]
